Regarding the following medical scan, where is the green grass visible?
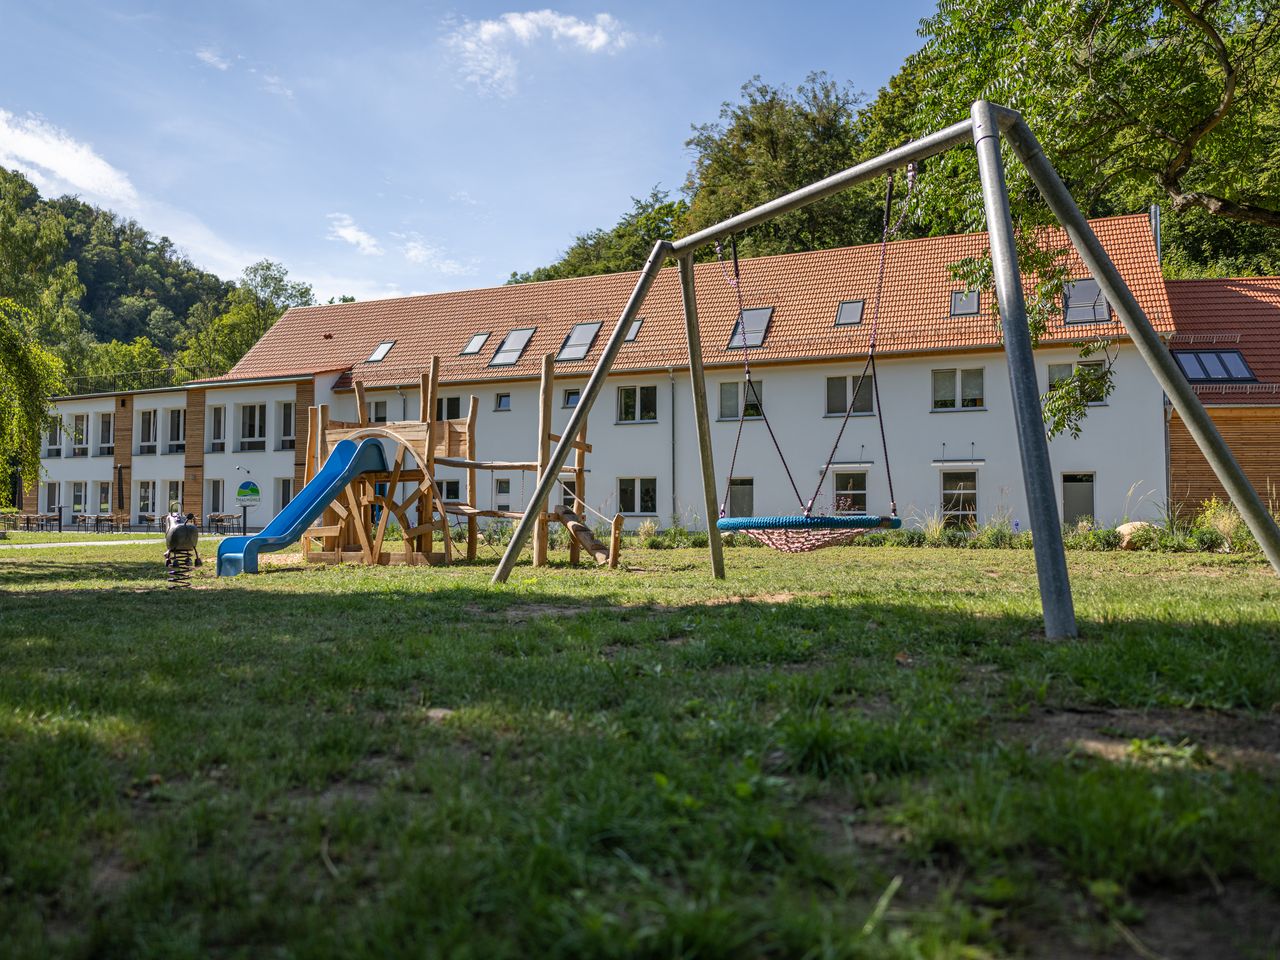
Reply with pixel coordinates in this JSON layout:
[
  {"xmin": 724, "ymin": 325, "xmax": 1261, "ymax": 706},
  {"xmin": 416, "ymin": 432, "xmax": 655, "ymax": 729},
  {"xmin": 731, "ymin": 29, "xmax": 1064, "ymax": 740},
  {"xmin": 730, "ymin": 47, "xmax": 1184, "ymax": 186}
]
[
  {"xmin": 0, "ymin": 530, "xmax": 166, "ymax": 545},
  {"xmin": 1, "ymin": 545, "xmax": 1278, "ymax": 958}
]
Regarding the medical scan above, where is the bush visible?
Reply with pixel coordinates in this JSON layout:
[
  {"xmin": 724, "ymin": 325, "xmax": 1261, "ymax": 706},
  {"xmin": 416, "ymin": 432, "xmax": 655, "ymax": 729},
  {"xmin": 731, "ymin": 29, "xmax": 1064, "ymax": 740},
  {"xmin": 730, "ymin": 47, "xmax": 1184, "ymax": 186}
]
[{"xmin": 1190, "ymin": 527, "xmax": 1226, "ymax": 552}]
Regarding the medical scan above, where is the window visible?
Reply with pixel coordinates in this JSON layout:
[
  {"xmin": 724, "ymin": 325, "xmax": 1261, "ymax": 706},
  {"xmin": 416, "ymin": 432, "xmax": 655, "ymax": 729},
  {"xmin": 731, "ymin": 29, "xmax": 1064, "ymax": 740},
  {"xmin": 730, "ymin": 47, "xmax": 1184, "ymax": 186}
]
[
  {"xmin": 727, "ymin": 478, "xmax": 754, "ymax": 518},
  {"xmin": 279, "ymin": 402, "xmax": 295, "ymax": 450},
  {"xmin": 617, "ymin": 385, "xmax": 657, "ymax": 423},
  {"xmin": 71, "ymin": 414, "xmax": 89, "ymax": 457},
  {"xmin": 367, "ymin": 340, "xmax": 395, "ymax": 363},
  {"xmin": 941, "ymin": 471, "xmax": 977, "ymax": 528},
  {"xmin": 71, "ymin": 481, "xmax": 86, "ymax": 513},
  {"xmin": 563, "ymin": 388, "xmax": 580, "ymax": 408},
  {"xmin": 495, "ymin": 478, "xmax": 511, "ymax": 512},
  {"xmin": 625, "ymin": 318, "xmax": 643, "ymax": 341},
  {"xmin": 951, "ymin": 290, "xmax": 979, "ymax": 316},
  {"xmin": 834, "ymin": 473, "xmax": 867, "ymax": 515},
  {"xmin": 279, "ymin": 478, "xmax": 294, "ymax": 510},
  {"xmin": 727, "ymin": 307, "xmax": 773, "ymax": 349},
  {"xmin": 239, "ymin": 404, "xmax": 267, "ymax": 450},
  {"xmin": 835, "ymin": 299, "xmax": 864, "ymax": 326},
  {"xmin": 491, "ymin": 327, "xmax": 535, "ymax": 366},
  {"xmin": 209, "ymin": 406, "xmax": 225, "ymax": 453},
  {"xmin": 166, "ymin": 480, "xmax": 184, "ymax": 511},
  {"xmin": 97, "ymin": 412, "xmax": 114, "ymax": 456},
  {"xmin": 367, "ymin": 400, "xmax": 388, "ymax": 424},
  {"xmin": 44, "ymin": 421, "xmax": 62, "ymax": 458},
  {"xmin": 561, "ymin": 479, "xmax": 577, "ymax": 511},
  {"xmin": 495, "ymin": 393, "xmax": 511, "ymax": 412},
  {"xmin": 718, "ymin": 380, "xmax": 764, "ymax": 420},
  {"xmin": 435, "ymin": 396, "xmax": 461, "ymax": 421},
  {"xmin": 557, "ymin": 322, "xmax": 601, "ymax": 361},
  {"xmin": 1062, "ymin": 473, "xmax": 1095, "ymax": 526},
  {"xmin": 1048, "ymin": 360, "xmax": 1107, "ymax": 404},
  {"xmin": 440, "ymin": 480, "xmax": 461, "ymax": 502},
  {"xmin": 618, "ymin": 477, "xmax": 657, "ymax": 514},
  {"xmin": 1063, "ymin": 278, "xmax": 1109, "ymax": 323},
  {"xmin": 825, "ymin": 375, "xmax": 873, "ymax": 416},
  {"xmin": 461, "ymin": 332, "xmax": 490, "ymax": 355},
  {"xmin": 45, "ymin": 481, "xmax": 59, "ymax": 511},
  {"xmin": 95, "ymin": 481, "xmax": 111, "ymax": 514},
  {"xmin": 138, "ymin": 410, "xmax": 157, "ymax": 454},
  {"xmin": 1173, "ymin": 350, "xmax": 1255, "ymax": 382},
  {"xmin": 208, "ymin": 478, "xmax": 225, "ymax": 514},
  {"xmin": 932, "ymin": 368, "xmax": 984, "ymax": 410},
  {"xmin": 166, "ymin": 409, "xmax": 186, "ymax": 454},
  {"xmin": 138, "ymin": 480, "xmax": 156, "ymax": 516}
]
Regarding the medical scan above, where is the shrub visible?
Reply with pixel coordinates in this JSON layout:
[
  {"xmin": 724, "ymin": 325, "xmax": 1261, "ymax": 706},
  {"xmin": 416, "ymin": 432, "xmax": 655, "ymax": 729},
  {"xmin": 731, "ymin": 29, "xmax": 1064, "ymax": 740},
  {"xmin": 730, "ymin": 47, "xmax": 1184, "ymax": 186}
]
[
  {"xmin": 1191, "ymin": 527, "xmax": 1226, "ymax": 552},
  {"xmin": 1194, "ymin": 497, "xmax": 1243, "ymax": 545},
  {"xmin": 635, "ymin": 518, "xmax": 658, "ymax": 542},
  {"xmin": 1126, "ymin": 523, "xmax": 1159, "ymax": 551},
  {"xmin": 897, "ymin": 528, "xmax": 927, "ymax": 548}
]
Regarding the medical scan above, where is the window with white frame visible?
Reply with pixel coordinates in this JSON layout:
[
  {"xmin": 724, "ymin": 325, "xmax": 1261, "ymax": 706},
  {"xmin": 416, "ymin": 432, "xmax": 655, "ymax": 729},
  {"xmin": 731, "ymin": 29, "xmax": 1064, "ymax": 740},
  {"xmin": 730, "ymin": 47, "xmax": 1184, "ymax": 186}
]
[
  {"xmin": 71, "ymin": 481, "xmax": 87, "ymax": 513},
  {"xmin": 166, "ymin": 480, "xmax": 184, "ymax": 512},
  {"xmin": 166, "ymin": 409, "xmax": 185, "ymax": 454},
  {"xmin": 495, "ymin": 477, "xmax": 511, "ymax": 512},
  {"xmin": 44, "ymin": 420, "xmax": 62, "ymax": 458},
  {"xmin": 95, "ymin": 481, "xmax": 112, "ymax": 513},
  {"xmin": 618, "ymin": 477, "xmax": 657, "ymax": 515},
  {"xmin": 208, "ymin": 478, "xmax": 225, "ymax": 514},
  {"xmin": 367, "ymin": 400, "xmax": 388, "ymax": 424},
  {"xmin": 209, "ymin": 406, "xmax": 226, "ymax": 453},
  {"xmin": 440, "ymin": 479, "xmax": 461, "ymax": 502},
  {"xmin": 834, "ymin": 472, "xmax": 867, "ymax": 514},
  {"xmin": 563, "ymin": 388, "xmax": 580, "ymax": 408},
  {"xmin": 71, "ymin": 414, "xmax": 89, "ymax": 457},
  {"xmin": 138, "ymin": 480, "xmax": 157, "ymax": 516},
  {"xmin": 1063, "ymin": 278, "xmax": 1109, "ymax": 323},
  {"xmin": 97, "ymin": 412, "xmax": 114, "ymax": 456},
  {"xmin": 280, "ymin": 402, "xmax": 295, "ymax": 450},
  {"xmin": 495, "ymin": 393, "xmax": 511, "ymax": 412},
  {"xmin": 239, "ymin": 404, "xmax": 267, "ymax": 450},
  {"xmin": 718, "ymin": 380, "xmax": 763, "ymax": 420},
  {"xmin": 278, "ymin": 477, "xmax": 294, "ymax": 510},
  {"xmin": 45, "ymin": 481, "xmax": 59, "ymax": 512},
  {"xmin": 435, "ymin": 396, "xmax": 461, "ymax": 421},
  {"xmin": 617, "ymin": 385, "xmax": 657, "ymax": 423},
  {"xmin": 931, "ymin": 368, "xmax": 984, "ymax": 410},
  {"xmin": 138, "ymin": 410, "xmax": 158, "ymax": 454},
  {"xmin": 825, "ymin": 375, "xmax": 873, "ymax": 416},
  {"xmin": 941, "ymin": 471, "xmax": 977, "ymax": 528},
  {"xmin": 727, "ymin": 478, "xmax": 754, "ymax": 518},
  {"xmin": 1048, "ymin": 360, "xmax": 1107, "ymax": 404}
]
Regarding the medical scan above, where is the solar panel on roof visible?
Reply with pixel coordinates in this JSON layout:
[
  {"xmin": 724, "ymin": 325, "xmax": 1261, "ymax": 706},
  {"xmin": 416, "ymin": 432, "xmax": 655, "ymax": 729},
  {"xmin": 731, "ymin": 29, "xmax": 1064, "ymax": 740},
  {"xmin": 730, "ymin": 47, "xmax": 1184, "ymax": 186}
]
[
  {"xmin": 727, "ymin": 307, "xmax": 773, "ymax": 349},
  {"xmin": 490, "ymin": 327, "xmax": 535, "ymax": 366},
  {"xmin": 556, "ymin": 322, "xmax": 601, "ymax": 362}
]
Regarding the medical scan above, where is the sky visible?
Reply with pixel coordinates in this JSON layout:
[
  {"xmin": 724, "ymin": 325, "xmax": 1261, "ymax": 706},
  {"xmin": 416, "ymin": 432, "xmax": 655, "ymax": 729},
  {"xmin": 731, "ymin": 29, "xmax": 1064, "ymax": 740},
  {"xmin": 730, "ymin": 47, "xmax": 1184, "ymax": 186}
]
[{"xmin": 0, "ymin": 1, "xmax": 938, "ymax": 302}]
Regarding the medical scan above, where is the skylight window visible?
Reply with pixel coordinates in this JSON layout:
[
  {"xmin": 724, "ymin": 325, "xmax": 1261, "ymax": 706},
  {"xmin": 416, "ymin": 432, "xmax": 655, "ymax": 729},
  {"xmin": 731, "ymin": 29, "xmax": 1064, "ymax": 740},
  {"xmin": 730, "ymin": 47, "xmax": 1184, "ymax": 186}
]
[
  {"xmin": 727, "ymin": 307, "xmax": 773, "ymax": 349},
  {"xmin": 951, "ymin": 290, "xmax": 979, "ymax": 316},
  {"xmin": 556, "ymin": 322, "xmax": 601, "ymax": 362},
  {"xmin": 366, "ymin": 340, "xmax": 395, "ymax": 363},
  {"xmin": 461, "ymin": 332, "xmax": 490, "ymax": 356},
  {"xmin": 1173, "ymin": 350, "xmax": 1254, "ymax": 382},
  {"xmin": 626, "ymin": 318, "xmax": 643, "ymax": 342},
  {"xmin": 1063, "ymin": 278, "xmax": 1109, "ymax": 323},
  {"xmin": 490, "ymin": 327, "xmax": 535, "ymax": 366},
  {"xmin": 835, "ymin": 300, "xmax": 864, "ymax": 326}
]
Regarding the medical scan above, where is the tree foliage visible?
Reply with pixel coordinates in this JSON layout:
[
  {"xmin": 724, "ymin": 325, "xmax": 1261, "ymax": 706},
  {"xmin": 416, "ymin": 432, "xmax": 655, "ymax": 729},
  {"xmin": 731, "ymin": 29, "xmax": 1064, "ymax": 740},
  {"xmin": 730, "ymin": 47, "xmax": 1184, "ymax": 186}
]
[{"xmin": 0, "ymin": 299, "xmax": 63, "ymax": 506}]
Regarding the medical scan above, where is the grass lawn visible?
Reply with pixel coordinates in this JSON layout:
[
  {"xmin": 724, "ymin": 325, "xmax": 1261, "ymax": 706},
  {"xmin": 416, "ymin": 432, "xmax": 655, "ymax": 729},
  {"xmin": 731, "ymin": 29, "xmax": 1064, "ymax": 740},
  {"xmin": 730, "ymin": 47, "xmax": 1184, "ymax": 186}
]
[
  {"xmin": 1, "ymin": 543, "xmax": 1278, "ymax": 958},
  {"xmin": 0, "ymin": 531, "xmax": 166, "ymax": 545}
]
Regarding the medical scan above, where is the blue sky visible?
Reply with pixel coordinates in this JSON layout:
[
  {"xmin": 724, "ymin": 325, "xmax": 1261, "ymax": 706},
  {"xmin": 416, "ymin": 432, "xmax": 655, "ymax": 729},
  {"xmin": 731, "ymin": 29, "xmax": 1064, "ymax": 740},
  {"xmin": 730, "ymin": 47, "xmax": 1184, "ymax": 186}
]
[{"xmin": 0, "ymin": 1, "xmax": 937, "ymax": 301}]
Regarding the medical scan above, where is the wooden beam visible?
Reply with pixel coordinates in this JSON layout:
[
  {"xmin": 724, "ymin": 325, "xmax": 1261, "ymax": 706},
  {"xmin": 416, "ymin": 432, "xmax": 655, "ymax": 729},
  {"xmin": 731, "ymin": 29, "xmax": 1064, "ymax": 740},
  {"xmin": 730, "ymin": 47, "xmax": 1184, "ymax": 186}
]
[
  {"xmin": 353, "ymin": 381, "xmax": 369, "ymax": 425},
  {"xmin": 547, "ymin": 433, "xmax": 593, "ymax": 454},
  {"xmin": 609, "ymin": 513, "xmax": 624, "ymax": 569},
  {"xmin": 466, "ymin": 394, "xmax": 479, "ymax": 561},
  {"xmin": 534, "ymin": 353, "xmax": 553, "ymax": 567},
  {"xmin": 424, "ymin": 356, "xmax": 440, "ymax": 557}
]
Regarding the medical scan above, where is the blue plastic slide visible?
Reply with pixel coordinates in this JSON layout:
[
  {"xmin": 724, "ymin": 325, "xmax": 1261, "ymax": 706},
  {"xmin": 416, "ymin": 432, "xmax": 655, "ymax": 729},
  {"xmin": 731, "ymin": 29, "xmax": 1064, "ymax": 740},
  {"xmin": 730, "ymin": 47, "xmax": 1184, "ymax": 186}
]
[{"xmin": 216, "ymin": 438, "xmax": 388, "ymax": 577}]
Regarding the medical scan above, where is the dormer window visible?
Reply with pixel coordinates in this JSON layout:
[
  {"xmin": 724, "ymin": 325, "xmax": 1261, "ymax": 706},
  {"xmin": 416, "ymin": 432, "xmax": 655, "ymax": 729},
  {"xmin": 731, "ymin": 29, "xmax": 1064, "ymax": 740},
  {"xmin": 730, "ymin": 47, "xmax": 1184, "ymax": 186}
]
[
  {"xmin": 950, "ymin": 290, "xmax": 979, "ymax": 316},
  {"xmin": 557, "ymin": 322, "xmax": 601, "ymax": 362},
  {"xmin": 491, "ymin": 327, "xmax": 535, "ymax": 366},
  {"xmin": 367, "ymin": 340, "xmax": 395, "ymax": 363},
  {"xmin": 835, "ymin": 300, "xmax": 864, "ymax": 326},
  {"xmin": 461, "ymin": 332, "xmax": 490, "ymax": 355},
  {"xmin": 727, "ymin": 307, "xmax": 773, "ymax": 349}
]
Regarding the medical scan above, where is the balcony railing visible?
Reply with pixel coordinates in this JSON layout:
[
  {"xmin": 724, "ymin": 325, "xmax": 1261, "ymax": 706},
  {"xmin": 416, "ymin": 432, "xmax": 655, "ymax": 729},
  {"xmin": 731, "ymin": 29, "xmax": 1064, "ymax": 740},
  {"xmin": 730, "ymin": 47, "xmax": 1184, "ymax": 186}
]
[{"xmin": 57, "ymin": 367, "xmax": 205, "ymax": 397}]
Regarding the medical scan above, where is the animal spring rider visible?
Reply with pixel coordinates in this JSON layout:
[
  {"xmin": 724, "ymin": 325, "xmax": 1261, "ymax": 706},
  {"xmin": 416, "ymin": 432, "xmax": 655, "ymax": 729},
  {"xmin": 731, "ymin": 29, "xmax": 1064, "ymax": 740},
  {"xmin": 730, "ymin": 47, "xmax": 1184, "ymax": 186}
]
[{"xmin": 163, "ymin": 503, "xmax": 201, "ymax": 588}]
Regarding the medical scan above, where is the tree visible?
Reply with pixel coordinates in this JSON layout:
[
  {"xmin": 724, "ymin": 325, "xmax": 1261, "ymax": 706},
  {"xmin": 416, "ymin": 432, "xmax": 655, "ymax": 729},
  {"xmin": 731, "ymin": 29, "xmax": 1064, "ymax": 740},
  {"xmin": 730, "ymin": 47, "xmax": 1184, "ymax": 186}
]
[{"xmin": 0, "ymin": 299, "xmax": 63, "ymax": 506}]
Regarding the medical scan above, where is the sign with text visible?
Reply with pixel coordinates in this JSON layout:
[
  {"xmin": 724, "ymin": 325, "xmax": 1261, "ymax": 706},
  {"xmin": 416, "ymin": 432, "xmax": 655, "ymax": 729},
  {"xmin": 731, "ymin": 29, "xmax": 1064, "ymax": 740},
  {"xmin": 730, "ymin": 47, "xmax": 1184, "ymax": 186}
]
[{"xmin": 235, "ymin": 480, "xmax": 261, "ymax": 507}]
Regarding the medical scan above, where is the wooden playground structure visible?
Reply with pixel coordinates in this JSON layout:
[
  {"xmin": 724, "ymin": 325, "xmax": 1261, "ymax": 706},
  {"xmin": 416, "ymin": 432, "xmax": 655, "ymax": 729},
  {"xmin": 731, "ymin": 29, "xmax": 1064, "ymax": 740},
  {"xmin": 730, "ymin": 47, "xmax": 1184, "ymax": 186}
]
[{"xmin": 300, "ymin": 354, "xmax": 624, "ymax": 568}]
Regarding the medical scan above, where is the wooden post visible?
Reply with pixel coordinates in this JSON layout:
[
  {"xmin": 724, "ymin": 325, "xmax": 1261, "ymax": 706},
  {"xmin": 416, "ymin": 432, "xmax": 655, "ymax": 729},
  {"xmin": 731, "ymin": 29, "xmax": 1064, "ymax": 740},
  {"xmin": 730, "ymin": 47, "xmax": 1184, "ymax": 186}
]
[
  {"xmin": 609, "ymin": 513, "xmax": 624, "ymax": 569},
  {"xmin": 423, "ymin": 358, "xmax": 439, "ymax": 559},
  {"xmin": 534, "ymin": 353, "xmax": 553, "ymax": 567},
  {"xmin": 354, "ymin": 381, "xmax": 369, "ymax": 425},
  {"xmin": 303, "ymin": 405, "xmax": 318, "ymax": 556},
  {"xmin": 318, "ymin": 404, "xmax": 338, "ymax": 556},
  {"xmin": 568, "ymin": 423, "xmax": 587, "ymax": 565},
  {"xmin": 466, "ymin": 395, "xmax": 479, "ymax": 561}
]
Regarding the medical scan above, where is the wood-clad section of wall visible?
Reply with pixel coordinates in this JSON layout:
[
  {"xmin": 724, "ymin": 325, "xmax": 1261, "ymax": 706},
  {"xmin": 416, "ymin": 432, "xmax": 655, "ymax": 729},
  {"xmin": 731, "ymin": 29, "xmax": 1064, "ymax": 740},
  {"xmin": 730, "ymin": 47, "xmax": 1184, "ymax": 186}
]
[
  {"xmin": 1169, "ymin": 406, "xmax": 1280, "ymax": 512},
  {"xmin": 294, "ymin": 379, "xmax": 314, "ymax": 487},
  {"xmin": 113, "ymin": 394, "xmax": 134, "ymax": 517},
  {"xmin": 184, "ymin": 388, "xmax": 206, "ymax": 517}
]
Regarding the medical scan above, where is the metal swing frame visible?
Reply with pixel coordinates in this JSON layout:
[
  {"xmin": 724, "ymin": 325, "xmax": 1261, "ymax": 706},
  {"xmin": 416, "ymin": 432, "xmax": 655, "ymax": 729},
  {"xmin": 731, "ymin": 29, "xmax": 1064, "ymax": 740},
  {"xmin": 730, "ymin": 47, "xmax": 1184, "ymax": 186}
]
[{"xmin": 493, "ymin": 100, "xmax": 1280, "ymax": 641}]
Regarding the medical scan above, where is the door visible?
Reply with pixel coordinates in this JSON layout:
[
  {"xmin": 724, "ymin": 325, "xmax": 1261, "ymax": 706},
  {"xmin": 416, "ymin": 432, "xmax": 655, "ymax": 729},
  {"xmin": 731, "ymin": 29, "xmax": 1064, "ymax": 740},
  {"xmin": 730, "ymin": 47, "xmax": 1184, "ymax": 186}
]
[
  {"xmin": 1062, "ymin": 473, "xmax": 1095, "ymax": 526},
  {"xmin": 728, "ymin": 478, "xmax": 754, "ymax": 518}
]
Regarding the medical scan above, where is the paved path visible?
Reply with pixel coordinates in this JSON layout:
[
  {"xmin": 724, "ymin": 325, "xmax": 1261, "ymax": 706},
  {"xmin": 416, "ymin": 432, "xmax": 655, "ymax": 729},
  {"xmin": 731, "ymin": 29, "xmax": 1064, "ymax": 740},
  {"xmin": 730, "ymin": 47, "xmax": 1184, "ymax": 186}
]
[{"xmin": 0, "ymin": 537, "xmax": 224, "ymax": 551}]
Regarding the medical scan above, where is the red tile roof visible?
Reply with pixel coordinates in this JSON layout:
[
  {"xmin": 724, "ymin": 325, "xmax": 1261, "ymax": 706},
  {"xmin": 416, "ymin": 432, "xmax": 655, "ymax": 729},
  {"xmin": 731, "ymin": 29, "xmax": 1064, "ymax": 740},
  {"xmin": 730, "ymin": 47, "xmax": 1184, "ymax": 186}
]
[
  {"xmin": 1168, "ymin": 277, "xmax": 1280, "ymax": 405},
  {"xmin": 197, "ymin": 214, "xmax": 1171, "ymax": 390}
]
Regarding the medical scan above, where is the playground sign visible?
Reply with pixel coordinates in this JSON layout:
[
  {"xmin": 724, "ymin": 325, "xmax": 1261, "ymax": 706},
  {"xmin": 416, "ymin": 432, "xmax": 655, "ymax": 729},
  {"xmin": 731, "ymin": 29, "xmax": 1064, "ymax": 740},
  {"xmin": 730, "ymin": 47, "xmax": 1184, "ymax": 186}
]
[{"xmin": 235, "ymin": 480, "xmax": 261, "ymax": 507}]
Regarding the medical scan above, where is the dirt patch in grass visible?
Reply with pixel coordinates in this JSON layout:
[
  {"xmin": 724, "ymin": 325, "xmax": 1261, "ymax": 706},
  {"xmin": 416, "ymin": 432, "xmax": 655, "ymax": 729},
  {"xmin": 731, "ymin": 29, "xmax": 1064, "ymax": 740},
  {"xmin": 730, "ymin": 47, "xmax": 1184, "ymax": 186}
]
[
  {"xmin": 1119, "ymin": 879, "xmax": 1280, "ymax": 960},
  {"xmin": 1006, "ymin": 706, "xmax": 1280, "ymax": 773},
  {"xmin": 89, "ymin": 849, "xmax": 134, "ymax": 900}
]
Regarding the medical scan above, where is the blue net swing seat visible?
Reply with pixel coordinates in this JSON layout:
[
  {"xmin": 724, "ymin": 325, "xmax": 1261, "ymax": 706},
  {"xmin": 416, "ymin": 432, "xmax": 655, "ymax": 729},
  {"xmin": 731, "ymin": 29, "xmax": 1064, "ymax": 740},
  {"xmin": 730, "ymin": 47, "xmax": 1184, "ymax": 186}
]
[{"xmin": 710, "ymin": 168, "xmax": 913, "ymax": 554}]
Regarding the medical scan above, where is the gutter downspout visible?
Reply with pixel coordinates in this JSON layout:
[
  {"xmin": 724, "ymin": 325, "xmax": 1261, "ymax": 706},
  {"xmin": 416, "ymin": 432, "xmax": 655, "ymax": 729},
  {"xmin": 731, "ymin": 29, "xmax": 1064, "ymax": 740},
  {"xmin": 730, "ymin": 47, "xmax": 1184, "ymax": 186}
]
[{"xmin": 669, "ymin": 367, "xmax": 677, "ymax": 526}]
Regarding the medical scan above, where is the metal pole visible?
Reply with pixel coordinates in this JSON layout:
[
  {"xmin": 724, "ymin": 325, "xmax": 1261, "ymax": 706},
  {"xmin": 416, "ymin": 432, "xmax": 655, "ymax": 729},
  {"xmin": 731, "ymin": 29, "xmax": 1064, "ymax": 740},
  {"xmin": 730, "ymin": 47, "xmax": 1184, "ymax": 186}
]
[
  {"xmin": 971, "ymin": 100, "xmax": 1078, "ymax": 640},
  {"xmin": 671, "ymin": 120, "xmax": 976, "ymax": 253},
  {"xmin": 1003, "ymin": 115, "xmax": 1280, "ymax": 576},
  {"xmin": 678, "ymin": 254, "xmax": 726, "ymax": 578},
  {"xmin": 492, "ymin": 239, "xmax": 672, "ymax": 584}
]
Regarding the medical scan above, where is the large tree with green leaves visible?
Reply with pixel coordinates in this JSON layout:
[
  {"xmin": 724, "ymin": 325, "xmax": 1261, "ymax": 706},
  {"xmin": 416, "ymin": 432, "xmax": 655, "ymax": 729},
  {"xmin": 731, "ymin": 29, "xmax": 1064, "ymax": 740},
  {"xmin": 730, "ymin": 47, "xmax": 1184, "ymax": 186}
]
[{"xmin": 0, "ymin": 299, "xmax": 63, "ymax": 506}]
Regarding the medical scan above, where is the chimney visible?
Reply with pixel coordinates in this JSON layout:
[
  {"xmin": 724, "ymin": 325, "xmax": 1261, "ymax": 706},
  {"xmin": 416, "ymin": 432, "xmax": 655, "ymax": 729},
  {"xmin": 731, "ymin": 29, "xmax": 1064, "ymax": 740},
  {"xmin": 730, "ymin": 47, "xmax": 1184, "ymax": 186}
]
[{"xmin": 1149, "ymin": 204, "xmax": 1162, "ymax": 263}]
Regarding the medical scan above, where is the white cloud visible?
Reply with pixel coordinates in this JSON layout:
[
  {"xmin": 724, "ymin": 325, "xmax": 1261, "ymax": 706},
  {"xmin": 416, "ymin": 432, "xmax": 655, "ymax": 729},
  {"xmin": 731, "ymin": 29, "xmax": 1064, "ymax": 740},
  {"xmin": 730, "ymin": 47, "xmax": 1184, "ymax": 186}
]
[
  {"xmin": 444, "ymin": 10, "xmax": 633, "ymax": 96},
  {"xmin": 195, "ymin": 48, "xmax": 230, "ymax": 71},
  {"xmin": 0, "ymin": 109, "xmax": 138, "ymax": 205},
  {"xmin": 326, "ymin": 213, "xmax": 383, "ymax": 256},
  {"xmin": 261, "ymin": 74, "xmax": 294, "ymax": 100},
  {"xmin": 394, "ymin": 232, "xmax": 473, "ymax": 276}
]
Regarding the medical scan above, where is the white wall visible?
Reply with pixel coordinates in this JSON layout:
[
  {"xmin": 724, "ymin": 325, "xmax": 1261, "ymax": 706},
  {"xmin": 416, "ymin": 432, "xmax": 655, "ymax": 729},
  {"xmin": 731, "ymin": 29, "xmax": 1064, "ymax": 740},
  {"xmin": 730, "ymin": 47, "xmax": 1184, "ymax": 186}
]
[{"xmin": 203, "ymin": 382, "xmax": 299, "ymax": 525}]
